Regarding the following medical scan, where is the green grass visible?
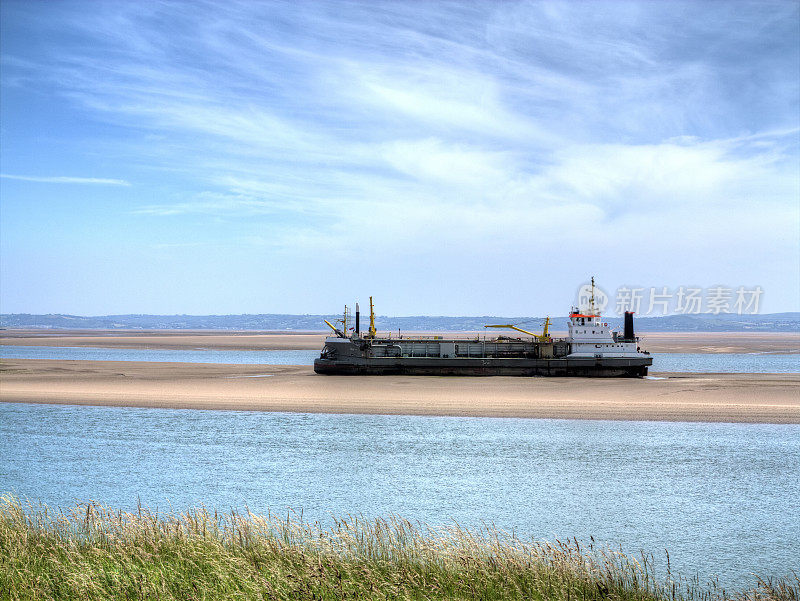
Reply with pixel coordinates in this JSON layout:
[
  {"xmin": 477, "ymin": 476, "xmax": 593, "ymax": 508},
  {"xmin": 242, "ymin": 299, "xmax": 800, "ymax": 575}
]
[{"xmin": 0, "ymin": 496, "xmax": 796, "ymax": 601}]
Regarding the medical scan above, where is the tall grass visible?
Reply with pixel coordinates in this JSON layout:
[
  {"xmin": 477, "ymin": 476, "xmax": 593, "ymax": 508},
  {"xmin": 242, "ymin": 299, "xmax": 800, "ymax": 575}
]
[{"xmin": 0, "ymin": 495, "xmax": 796, "ymax": 600}]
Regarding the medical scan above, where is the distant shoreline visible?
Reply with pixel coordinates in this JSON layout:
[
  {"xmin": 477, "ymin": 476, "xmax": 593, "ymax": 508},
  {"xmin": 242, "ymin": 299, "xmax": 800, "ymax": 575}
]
[
  {"xmin": 2, "ymin": 311, "xmax": 799, "ymax": 333},
  {"xmin": 2, "ymin": 330, "xmax": 798, "ymax": 354}
]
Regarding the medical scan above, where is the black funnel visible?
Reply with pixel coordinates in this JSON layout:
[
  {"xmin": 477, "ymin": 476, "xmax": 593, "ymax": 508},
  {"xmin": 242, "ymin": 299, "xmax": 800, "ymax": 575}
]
[
  {"xmin": 624, "ymin": 311, "xmax": 635, "ymax": 340},
  {"xmin": 355, "ymin": 305, "xmax": 360, "ymax": 337}
]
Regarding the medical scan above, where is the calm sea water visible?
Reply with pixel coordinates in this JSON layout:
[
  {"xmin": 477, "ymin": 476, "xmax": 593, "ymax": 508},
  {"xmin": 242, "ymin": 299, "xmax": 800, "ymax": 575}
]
[
  {"xmin": 1, "ymin": 402, "xmax": 798, "ymax": 590},
  {"xmin": 0, "ymin": 345, "xmax": 319, "ymax": 365},
  {"xmin": 1, "ymin": 345, "xmax": 798, "ymax": 372}
]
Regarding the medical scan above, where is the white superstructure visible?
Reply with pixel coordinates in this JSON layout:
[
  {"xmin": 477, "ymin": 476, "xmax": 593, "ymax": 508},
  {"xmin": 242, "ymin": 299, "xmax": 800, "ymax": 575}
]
[
  {"xmin": 566, "ymin": 312, "xmax": 644, "ymax": 358},
  {"xmin": 565, "ymin": 278, "xmax": 649, "ymax": 360}
]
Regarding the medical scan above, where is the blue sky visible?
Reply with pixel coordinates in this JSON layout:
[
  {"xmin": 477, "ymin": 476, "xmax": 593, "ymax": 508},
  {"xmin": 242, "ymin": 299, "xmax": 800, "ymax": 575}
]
[{"xmin": 1, "ymin": 0, "xmax": 798, "ymax": 316}]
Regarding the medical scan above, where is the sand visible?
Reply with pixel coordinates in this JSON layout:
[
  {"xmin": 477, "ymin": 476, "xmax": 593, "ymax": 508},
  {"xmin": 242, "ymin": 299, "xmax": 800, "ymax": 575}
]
[
  {"xmin": 1, "ymin": 330, "xmax": 798, "ymax": 354},
  {"xmin": 0, "ymin": 330, "xmax": 326, "ymax": 350},
  {"xmin": 636, "ymin": 332, "xmax": 799, "ymax": 354},
  {"xmin": 2, "ymin": 330, "xmax": 797, "ymax": 423},
  {"xmin": 1, "ymin": 359, "xmax": 798, "ymax": 424}
]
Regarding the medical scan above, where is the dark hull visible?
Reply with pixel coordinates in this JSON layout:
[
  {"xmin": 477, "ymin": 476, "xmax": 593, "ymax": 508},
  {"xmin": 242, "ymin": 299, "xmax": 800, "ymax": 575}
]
[{"xmin": 314, "ymin": 356, "xmax": 650, "ymax": 377}]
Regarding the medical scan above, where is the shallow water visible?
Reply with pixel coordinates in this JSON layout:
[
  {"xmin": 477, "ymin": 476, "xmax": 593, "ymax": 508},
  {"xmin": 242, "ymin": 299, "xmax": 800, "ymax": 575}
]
[
  {"xmin": 1, "ymin": 345, "xmax": 798, "ymax": 372},
  {"xmin": 0, "ymin": 345, "xmax": 319, "ymax": 365},
  {"xmin": 1, "ymin": 402, "xmax": 798, "ymax": 590},
  {"xmin": 650, "ymin": 352, "xmax": 798, "ymax": 373}
]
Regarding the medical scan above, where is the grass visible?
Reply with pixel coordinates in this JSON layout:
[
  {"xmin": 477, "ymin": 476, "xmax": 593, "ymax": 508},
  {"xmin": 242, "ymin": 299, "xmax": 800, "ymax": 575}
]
[{"xmin": 0, "ymin": 496, "xmax": 796, "ymax": 601}]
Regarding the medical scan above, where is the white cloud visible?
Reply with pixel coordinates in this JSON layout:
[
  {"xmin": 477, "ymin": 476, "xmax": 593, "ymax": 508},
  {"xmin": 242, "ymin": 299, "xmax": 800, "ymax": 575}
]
[
  {"xmin": 355, "ymin": 67, "xmax": 549, "ymax": 143},
  {"xmin": 0, "ymin": 174, "xmax": 130, "ymax": 186},
  {"xmin": 380, "ymin": 139, "xmax": 512, "ymax": 187},
  {"xmin": 530, "ymin": 139, "xmax": 792, "ymax": 213}
]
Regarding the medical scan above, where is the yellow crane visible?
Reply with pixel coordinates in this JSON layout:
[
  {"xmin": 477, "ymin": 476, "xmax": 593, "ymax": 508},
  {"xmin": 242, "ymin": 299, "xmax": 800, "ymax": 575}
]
[
  {"xmin": 485, "ymin": 317, "xmax": 551, "ymax": 342},
  {"xmin": 324, "ymin": 305, "xmax": 351, "ymax": 338},
  {"xmin": 367, "ymin": 296, "xmax": 377, "ymax": 338},
  {"xmin": 326, "ymin": 298, "xmax": 378, "ymax": 339},
  {"xmin": 324, "ymin": 319, "xmax": 345, "ymax": 338}
]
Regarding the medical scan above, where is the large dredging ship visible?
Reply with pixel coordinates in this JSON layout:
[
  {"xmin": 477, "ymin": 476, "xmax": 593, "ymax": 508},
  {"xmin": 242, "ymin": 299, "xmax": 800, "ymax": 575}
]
[{"xmin": 314, "ymin": 279, "xmax": 652, "ymax": 377}]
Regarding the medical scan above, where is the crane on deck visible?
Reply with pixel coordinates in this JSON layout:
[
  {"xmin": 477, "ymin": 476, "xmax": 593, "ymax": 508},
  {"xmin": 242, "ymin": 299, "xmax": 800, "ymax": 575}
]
[
  {"xmin": 367, "ymin": 296, "xmax": 377, "ymax": 338},
  {"xmin": 324, "ymin": 297, "xmax": 378, "ymax": 339},
  {"xmin": 484, "ymin": 317, "xmax": 551, "ymax": 342}
]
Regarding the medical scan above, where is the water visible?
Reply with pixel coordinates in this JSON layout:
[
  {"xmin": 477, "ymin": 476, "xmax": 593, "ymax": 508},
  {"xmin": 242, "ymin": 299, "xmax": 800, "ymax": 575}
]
[
  {"xmin": 652, "ymin": 352, "xmax": 798, "ymax": 373},
  {"xmin": 1, "ymin": 345, "xmax": 798, "ymax": 372},
  {"xmin": 1, "ymin": 402, "xmax": 798, "ymax": 590},
  {"xmin": 2, "ymin": 345, "xmax": 798, "ymax": 587},
  {"xmin": 0, "ymin": 345, "xmax": 320, "ymax": 365}
]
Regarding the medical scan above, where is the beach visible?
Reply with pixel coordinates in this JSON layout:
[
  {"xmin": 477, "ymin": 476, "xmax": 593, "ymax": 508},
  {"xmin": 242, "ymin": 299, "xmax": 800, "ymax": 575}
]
[{"xmin": 2, "ymin": 358, "xmax": 798, "ymax": 423}]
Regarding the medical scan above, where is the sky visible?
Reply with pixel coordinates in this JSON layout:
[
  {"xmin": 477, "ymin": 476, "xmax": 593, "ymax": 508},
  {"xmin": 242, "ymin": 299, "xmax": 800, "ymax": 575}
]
[{"xmin": 1, "ymin": 0, "xmax": 798, "ymax": 317}]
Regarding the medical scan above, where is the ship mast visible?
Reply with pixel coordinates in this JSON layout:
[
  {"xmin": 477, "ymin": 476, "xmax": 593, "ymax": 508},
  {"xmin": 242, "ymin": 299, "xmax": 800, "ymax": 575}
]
[{"xmin": 338, "ymin": 305, "xmax": 351, "ymax": 337}]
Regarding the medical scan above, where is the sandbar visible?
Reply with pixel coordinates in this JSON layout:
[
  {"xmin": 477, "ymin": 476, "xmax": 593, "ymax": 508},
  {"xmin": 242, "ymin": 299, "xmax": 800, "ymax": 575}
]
[
  {"xmin": 1, "ymin": 359, "xmax": 797, "ymax": 424},
  {"xmin": 1, "ymin": 330, "xmax": 798, "ymax": 354}
]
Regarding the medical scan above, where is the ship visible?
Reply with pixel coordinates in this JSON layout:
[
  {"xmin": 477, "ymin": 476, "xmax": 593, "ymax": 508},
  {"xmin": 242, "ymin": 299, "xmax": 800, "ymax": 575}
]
[{"xmin": 313, "ymin": 279, "xmax": 652, "ymax": 377}]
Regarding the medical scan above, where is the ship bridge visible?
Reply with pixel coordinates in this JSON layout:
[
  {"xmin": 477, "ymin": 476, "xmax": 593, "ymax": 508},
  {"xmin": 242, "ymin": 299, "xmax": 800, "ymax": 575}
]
[{"xmin": 567, "ymin": 311, "xmax": 614, "ymax": 344}]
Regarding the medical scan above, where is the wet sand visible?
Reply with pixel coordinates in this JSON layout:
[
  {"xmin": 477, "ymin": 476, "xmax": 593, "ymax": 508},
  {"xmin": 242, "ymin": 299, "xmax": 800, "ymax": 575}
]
[
  {"xmin": 1, "ymin": 330, "xmax": 798, "ymax": 354},
  {"xmin": 1, "ymin": 359, "xmax": 797, "ymax": 424}
]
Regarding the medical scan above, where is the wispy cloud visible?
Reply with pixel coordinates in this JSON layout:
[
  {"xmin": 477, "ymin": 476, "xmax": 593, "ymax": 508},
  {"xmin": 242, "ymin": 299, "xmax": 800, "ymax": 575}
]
[
  {"xmin": 1, "ymin": 174, "xmax": 130, "ymax": 186},
  {"xmin": 1, "ymin": 0, "xmax": 797, "ymax": 313},
  {"xmin": 9, "ymin": 1, "xmax": 792, "ymax": 221}
]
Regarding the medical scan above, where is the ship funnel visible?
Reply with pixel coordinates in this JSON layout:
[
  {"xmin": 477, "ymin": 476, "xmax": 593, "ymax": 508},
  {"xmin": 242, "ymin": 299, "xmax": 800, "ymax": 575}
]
[
  {"xmin": 355, "ymin": 303, "xmax": 360, "ymax": 338},
  {"xmin": 624, "ymin": 311, "xmax": 635, "ymax": 340}
]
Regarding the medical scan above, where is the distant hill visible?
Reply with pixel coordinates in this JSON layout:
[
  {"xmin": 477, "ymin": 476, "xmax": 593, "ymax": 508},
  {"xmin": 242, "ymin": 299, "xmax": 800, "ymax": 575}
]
[{"xmin": 2, "ymin": 312, "xmax": 798, "ymax": 332}]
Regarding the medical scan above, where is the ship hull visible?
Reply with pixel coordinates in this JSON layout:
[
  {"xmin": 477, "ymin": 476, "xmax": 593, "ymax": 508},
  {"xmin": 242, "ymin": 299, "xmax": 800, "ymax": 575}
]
[{"xmin": 314, "ymin": 356, "xmax": 650, "ymax": 377}]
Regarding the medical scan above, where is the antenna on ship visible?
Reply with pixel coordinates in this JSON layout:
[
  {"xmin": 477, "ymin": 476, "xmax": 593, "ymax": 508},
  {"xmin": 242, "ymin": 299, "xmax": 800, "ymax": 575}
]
[{"xmin": 590, "ymin": 276, "xmax": 596, "ymax": 315}]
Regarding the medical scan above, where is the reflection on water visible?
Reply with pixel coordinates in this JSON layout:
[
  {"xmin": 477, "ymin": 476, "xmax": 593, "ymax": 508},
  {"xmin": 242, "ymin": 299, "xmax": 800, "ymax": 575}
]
[
  {"xmin": 1, "ymin": 402, "xmax": 798, "ymax": 589},
  {"xmin": 1, "ymin": 345, "xmax": 798, "ymax": 372}
]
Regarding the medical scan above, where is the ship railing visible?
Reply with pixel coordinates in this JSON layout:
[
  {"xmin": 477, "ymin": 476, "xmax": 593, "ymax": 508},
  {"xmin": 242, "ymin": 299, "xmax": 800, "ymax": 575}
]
[{"xmin": 391, "ymin": 335, "xmax": 486, "ymax": 341}]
